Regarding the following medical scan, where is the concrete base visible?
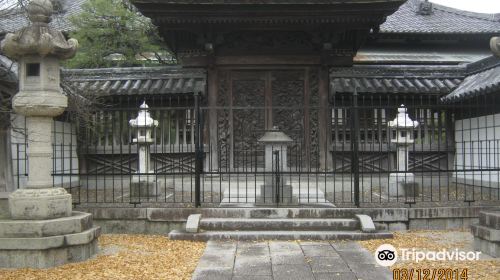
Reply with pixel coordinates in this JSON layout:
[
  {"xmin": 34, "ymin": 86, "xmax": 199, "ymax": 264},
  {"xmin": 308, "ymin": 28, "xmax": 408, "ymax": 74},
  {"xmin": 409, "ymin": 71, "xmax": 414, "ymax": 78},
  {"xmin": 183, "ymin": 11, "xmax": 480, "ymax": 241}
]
[
  {"xmin": 0, "ymin": 239, "xmax": 98, "ymax": 269},
  {"xmin": 474, "ymin": 237, "xmax": 500, "ymax": 258},
  {"xmin": 9, "ymin": 187, "xmax": 72, "ymax": 220},
  {"xmin": 389, "ymin": 173, "xmax": 419, "ymax": 197},
  {"xmin": 0, "ymin": 192, "xmax": 9, "ymax": 219},
  {"xmin": 0, "ymin": 211, "xmax": 100, "ymax": 268},
  {"xmin": 130, "ymin": 175, "xmax": 160, "ymax": 200},
  {"xmin": 256, "ymin": 184, "xmax": 298, "ymax": 206},
  {"xmin": 472, "ymin": 211, "xmax": 500, "ymax": 258}
]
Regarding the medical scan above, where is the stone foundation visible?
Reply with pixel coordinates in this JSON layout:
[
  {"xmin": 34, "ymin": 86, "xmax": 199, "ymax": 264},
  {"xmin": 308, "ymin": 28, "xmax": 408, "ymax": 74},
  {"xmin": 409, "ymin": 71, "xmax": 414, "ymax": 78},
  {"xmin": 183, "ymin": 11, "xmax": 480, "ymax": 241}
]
[
  {"xmin": 257, "ymin": 184, "xmax": 298, "ymax": 205},
  {"xmin": 130, "ymin": 175, "xmax": 161, "ymax": 200},
  {"xmin": 472, "ymin": 211, "xmax": 500, "ymax": 257},
  {"xmin": 0, "ymin": 211, "xmax": 100, "ymax": 268}
]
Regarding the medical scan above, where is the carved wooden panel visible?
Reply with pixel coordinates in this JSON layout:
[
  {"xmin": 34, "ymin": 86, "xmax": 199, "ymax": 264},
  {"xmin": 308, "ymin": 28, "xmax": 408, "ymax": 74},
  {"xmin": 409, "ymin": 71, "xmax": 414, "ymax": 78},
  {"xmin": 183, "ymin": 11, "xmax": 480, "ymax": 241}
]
[
  {"xmin": 217, "ymin": 70, "xmax": 231, "ymax": 169},
  {"xmin": 308, "ymin": 68, "xmax": 320, "ymax": 167},
  {"xmin": 271, "ymin": 71, "xmax": 305, "ymax": 166},
  {"xmin": 232, "ymin": 77, "xmax": 266, "ymax": 168}
]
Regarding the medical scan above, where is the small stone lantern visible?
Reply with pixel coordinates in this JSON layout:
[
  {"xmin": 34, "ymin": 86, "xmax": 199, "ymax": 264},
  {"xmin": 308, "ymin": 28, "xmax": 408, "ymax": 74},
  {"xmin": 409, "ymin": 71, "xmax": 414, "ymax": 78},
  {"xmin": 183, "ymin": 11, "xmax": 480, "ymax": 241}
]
[
  {"xmin": 257, "ymin": 126, "xmax": 297, "ymax": 205},
  {"xmin": 129, "ymin": 101, "xmax": 159, "ymax": 199},
  {"xmin": 388, "ymin": 105, "xmax": 419, "ymax": 197}
]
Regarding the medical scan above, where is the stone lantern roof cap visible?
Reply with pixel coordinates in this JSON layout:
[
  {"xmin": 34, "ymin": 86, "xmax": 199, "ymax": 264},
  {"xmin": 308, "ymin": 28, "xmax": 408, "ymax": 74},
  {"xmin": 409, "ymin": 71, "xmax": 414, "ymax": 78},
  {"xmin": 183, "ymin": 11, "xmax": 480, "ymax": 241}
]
[
  {"xmin": 258, "ymin": 126, "xmax": 293, "ymax": 143},
  {"xmin": 388, "ymin": 105, "xmax": 419, "ymax": 128},
  {"xmin": 129, "ymin": 101, "xmax": 159, "ymax": 128},
  {"xmin": 0, "ymin": 0, "xmax": 78, "ymax": 60}
]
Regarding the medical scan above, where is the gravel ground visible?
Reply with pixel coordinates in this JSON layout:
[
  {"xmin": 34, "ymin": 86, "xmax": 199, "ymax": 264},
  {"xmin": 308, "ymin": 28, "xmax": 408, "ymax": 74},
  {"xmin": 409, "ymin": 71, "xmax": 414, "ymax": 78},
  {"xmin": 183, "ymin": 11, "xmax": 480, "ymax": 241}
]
[
  {"xmin": 358, "ymin": 231, "xmax": 500, "ymax": 280},
  {"xmin": 0, "ymin": 235, "xmax": 206, "ymax": 280}
]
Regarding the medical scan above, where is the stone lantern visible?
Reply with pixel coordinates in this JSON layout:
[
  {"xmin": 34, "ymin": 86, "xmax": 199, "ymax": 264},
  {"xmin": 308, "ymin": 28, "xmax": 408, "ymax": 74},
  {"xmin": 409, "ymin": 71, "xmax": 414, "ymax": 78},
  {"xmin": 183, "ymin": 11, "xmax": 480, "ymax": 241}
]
[
  {"xmin": 388, "ymin": 105, "xmax": 419, "ymax": 197},
  {"xmin": 0, "ymin": 0, "xmax": 99, "ymax": 268},
  {"xmin": 257, "ymin": 126, "xmax": 297, "ymax": 205},
  {"xmin": 129, "ymin": 101, "xmax": 159, "ymax": 199}
]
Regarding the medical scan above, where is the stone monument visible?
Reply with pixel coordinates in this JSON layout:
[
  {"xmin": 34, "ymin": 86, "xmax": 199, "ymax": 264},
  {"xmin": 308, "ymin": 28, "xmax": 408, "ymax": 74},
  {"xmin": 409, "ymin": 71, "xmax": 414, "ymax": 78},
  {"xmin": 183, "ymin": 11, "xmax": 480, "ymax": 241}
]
[
  {"xmin": 388, "ymin": 105, "xmax": 419, "ymax": 197},
  {"xmin": 257, "ymin": 127, "xmax": 298, "ymax": 205},
  {"xmin": 0, "ymin": 0, "xmax": 99, "ymax": 268},
  {"xmin": 129, "ymin": 101, "xmax": 159, "ymax": 200}
]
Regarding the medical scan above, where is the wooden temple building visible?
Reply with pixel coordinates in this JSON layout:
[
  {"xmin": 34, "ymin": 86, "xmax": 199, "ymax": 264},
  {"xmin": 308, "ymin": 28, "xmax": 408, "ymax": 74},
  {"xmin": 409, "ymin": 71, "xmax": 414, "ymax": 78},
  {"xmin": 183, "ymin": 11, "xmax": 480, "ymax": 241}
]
[{"xmin": 1, "ymin": 0, "xmax": 500, "ymax": 207}]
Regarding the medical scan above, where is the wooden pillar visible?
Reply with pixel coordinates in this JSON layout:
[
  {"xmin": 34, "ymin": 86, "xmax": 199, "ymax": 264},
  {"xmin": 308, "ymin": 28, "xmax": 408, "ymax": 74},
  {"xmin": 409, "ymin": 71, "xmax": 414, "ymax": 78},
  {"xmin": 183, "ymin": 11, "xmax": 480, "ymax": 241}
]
[
  {"xmin": 207, "ymin": 65, "xmax": 219, "ymax": 172},
  {"xmin": 318, "ymin": 66, "xmax": 332, "ymax": 171}
]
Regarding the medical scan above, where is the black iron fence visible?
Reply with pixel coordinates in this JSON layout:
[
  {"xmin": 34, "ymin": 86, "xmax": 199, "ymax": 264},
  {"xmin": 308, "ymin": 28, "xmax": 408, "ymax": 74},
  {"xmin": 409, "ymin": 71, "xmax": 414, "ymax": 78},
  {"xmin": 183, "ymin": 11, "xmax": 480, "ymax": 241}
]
[{"xmin": 10, "ymin": 93, "xmax": 500, "ymax": 208}]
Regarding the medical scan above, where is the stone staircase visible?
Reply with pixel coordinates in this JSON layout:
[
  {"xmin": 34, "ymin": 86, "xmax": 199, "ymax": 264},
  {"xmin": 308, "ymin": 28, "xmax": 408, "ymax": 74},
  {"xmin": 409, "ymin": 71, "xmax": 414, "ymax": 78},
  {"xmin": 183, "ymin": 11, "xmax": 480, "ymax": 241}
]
[
  {"xmin": 472, "ymin": 211, "xmax": 500, "ymax": 257},
  {"xmin": 169, "ymin": 208, "xmax": 393, "ymax": 241}
]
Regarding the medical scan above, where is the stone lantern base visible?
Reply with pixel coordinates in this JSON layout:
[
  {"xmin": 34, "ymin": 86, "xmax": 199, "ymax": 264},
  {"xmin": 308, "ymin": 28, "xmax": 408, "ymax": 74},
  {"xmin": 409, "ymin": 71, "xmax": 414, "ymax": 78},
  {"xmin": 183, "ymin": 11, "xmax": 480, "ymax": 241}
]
[
  {"xmin": 257, "ymin": 183, "xmax": 298, "ymax": 206},
  {"xmin": 130, "ymin": 174, "xmax": 161, "ymax": 200},
  {"xmin": 389, "ymin": 173, "xmax": 420, "ymax": 198},
  {"xmin": 8, "ymin": 187, "xmax": 72, "ymax": 220},
  {"xmin": 0, "ymin": 211, "xmax": 100, "ymax": 268}
]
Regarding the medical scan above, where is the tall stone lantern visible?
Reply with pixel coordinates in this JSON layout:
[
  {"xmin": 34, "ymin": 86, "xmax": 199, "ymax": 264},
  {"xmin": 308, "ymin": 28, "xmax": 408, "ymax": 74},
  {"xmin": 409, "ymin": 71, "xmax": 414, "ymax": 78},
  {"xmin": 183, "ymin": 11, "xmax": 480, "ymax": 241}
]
[
  {"xmin": 257, "ymin": 126, "xmax": 297, "ymax": 205},
  {"xmin": 129, "ymin": 101, "xmax": 159, "ymax": 199},
  {"xmin": 388, "ymin": 105, "xmax": 419, "ymax": 197},
  {"xmin": 0, "ymin": 0, "xmax": 99, "ymax": 268}
]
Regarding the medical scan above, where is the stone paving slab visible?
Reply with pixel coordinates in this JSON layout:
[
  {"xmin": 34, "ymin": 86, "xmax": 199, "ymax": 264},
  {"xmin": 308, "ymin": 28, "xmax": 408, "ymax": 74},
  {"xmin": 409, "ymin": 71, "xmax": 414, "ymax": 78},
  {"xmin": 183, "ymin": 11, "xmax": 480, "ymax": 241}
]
[{"xmin": 192, "ymin": 240, "xmax": 392, "ymax": 280}]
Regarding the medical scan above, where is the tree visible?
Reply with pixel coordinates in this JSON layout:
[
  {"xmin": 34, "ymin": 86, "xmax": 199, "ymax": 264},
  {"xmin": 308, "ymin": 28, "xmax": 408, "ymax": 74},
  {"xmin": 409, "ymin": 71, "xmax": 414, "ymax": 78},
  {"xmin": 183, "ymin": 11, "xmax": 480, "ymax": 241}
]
[{"xmin": 66, "ymin": 0, "xmax": 166, "ymax": 68}]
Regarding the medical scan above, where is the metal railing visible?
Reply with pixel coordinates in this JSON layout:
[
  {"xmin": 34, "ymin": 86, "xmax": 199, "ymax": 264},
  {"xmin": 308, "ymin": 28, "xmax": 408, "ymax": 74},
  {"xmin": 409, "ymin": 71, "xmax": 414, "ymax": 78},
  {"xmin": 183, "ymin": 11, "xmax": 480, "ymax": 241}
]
[{"xmin": 9, "ymin": 93, "xmax": 500, "ymax": 208}]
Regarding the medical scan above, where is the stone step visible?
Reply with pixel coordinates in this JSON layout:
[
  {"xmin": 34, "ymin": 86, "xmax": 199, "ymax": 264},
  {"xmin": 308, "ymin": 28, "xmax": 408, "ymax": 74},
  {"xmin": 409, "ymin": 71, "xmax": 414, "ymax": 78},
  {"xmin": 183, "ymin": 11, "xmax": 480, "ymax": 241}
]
[
  {"xmin": 169, "ymin": 230, "xmax": 393, "ymax": 241},
  {"xmin": 199, "ymin": 218, "xmax": 360, "ymax": 231},
  {"xmin": 0, "ymin": 211, "xmax": 94, "ymax": 238},
  {"xmin": 182, "ymin": 207, "xmax": 405, "ymax": 220},
  {"xmin": 479, "ymin": 211, "xmax": 500, "ymax": 230}
]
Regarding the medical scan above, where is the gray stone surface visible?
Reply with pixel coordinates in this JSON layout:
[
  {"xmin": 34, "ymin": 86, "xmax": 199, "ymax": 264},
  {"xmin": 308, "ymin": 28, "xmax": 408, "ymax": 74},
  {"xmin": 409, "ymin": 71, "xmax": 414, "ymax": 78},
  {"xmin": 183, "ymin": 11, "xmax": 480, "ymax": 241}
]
[
  {"xmin": 471, "ymin": 210, "xmax": 500, "ymax": 258},
  {"xmin": 0, "ymin": 238, "xmax": 98, "ymax": 269},
  {"xmin": 355, "ymin": 214, "xmax": 376, "ymax": 233},
  {"xmin": 474, "ymin": 237, "xmax": 500, "ymax": 258},
  {"xmin": 0, "ymin": 211, "xmax": 92, "ymax": 238},
  {"xmin": 9, "ymin": 187, "xmax": 72, "ymax": 220},
  {"xmin": 479, "ymin": 211, "xmax": 500, "ymax": 230},
  {"xmin": 186, "ymin": 214, "xmax": 202, "ymax": 233},
  {"xmin": 192, "ymin": 240, "xmax": 392, "ymax": 280},
  {"xmin": 471, "ymin": 224, "xmax": 500, "ymax": 242},
  {"xmin": 0, "ymin": 226, "xmax": 100, "ymax": 250},
  {"xmin": 0, "ymin": 193, "xmax": 9, "ymax": 219}
]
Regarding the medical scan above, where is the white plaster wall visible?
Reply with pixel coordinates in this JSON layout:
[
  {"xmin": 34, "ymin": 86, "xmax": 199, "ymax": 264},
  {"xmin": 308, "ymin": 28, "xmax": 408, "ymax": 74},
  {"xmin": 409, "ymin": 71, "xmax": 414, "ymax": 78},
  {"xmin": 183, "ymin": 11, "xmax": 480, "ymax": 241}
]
[
  {"xmin": 10, "ymin": 114, "xmax": 79, "ymax": 189},
  {"xmin": 454, "ymin": 113, "xmax": 500, "ymax": 188}
]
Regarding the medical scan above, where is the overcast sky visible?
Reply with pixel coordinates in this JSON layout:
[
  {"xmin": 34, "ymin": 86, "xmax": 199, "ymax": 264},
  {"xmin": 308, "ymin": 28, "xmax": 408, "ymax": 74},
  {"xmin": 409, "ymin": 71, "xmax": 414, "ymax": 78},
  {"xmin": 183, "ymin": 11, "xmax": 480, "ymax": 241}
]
[
  {"xmin": 431, "ymin": 0, "xmax": 500, "ymax": 13},
  {"xmin": 1, "ymin": 0, "xmax": 500, "ymax": 13}
]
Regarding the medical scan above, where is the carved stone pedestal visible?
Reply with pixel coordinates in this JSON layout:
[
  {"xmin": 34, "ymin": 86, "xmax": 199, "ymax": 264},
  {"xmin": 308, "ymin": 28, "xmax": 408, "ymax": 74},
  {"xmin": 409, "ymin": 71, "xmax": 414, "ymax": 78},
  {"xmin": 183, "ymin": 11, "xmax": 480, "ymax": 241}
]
[
  {"xmin": 0, "ymin": 212, "xmax": 100, "ymax": 268},
  {"xmin": 9, "ymin": 188, "xmax": 71, "ymax": 220}
]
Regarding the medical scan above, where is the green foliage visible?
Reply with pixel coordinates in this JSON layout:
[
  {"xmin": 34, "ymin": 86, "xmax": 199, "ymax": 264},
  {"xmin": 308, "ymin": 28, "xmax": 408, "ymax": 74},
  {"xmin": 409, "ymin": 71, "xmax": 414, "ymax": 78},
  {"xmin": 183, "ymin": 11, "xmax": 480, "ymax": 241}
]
[{"xmin": 65, "ymin": 0, "xmax": 165, "ymax": 68}]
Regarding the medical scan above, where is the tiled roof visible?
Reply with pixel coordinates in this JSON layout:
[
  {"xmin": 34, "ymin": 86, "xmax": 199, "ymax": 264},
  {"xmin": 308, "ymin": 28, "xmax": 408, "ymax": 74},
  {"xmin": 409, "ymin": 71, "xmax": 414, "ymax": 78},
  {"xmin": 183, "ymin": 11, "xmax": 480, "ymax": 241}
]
[
  {"xmin": 0, "ymin": 55, "xmax": 17, "ymax": 84},
  {"xmin": 2, "ymin": 0, "xmax": 498, "ymax": 36},
  {"xmin": 442, "ymin": 56, "xmax": 500, "ymax": 102},
  {"xmin": 0, "ymin": 0, "xmax": 85, "ymax": 34},
  {"xmin": 62, "ymin": 67, "xmax": 206, "ymax": 96},
  {"xmin": 380, "ymin": 0, "xmax": 500, "ymax": 34},
  {"xmin": 132, "ymin": 0, "xmax": 402, "ymax": 4},
  {"xmin": 331, "ymin": 65, "xmax": 465, "ymax": 94}
]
